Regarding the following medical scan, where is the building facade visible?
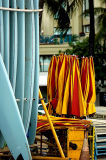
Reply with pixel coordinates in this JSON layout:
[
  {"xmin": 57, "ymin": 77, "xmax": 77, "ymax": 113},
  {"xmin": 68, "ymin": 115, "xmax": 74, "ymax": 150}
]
[{"xmin": 39, "ymin": 0, "xmax": 106, "ymax": 106}]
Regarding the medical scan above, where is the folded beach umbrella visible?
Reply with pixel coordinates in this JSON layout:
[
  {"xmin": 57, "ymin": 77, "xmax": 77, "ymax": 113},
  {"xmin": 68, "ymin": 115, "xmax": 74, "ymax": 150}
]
[
  {"xmin": 67, "ymin": 56, "xmax": 86, "ymax": 117},
  {"xmin": 76, "ymin": 59, "xmax": 86, "ymax": 117},
  {"xmin": 81, "ymin": 58, "xmax": 89, "ymax": 109},
  {"xmin": 67, "ymin": 56, "xmax": 75, "ymax": 115},
  {"xmin": 47, "ymin": 56, "xmax": 57, "ymax": 113},
  {"xmin": 87, "ymin": 57, "xmax": 96, "ymax": 115},
  {"xmin": 62, "ymin": 68, "xmax": 70, "ymax": 115},
  {"xmin": 62, "ymin": 56, "xmax": 72, "ymax": 115},
  {"xmin": 71, "ymin": 58, "xmax": 80, "ymax": 117},
  {"xmin": 56, "ymin": 55, "xmax": 68, "ymax": 115},
  {"xmin": 55, "ymin": 55, "xmax": 64, "ymax": 98},
  {"xmin": 50, "ymin": 56, "xmax": 57, "ymax": 99},
  {"xmin": 47, "ymin": 56, "xmax": 53, "ymax": 102},
  {"xmin": 47, "ymin": 54, "xmax": 64, "ymax": 113}
]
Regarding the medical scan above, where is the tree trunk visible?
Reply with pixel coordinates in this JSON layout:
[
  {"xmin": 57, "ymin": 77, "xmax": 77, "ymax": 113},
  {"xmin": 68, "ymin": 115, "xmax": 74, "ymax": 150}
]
[{"xmin": 89, "ymin": 0, "xmax": 95, "ymax": 56}]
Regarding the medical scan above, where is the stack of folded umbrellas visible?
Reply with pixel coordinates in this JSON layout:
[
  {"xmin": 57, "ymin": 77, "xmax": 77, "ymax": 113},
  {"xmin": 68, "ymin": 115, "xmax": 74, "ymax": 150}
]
[{"xmin": 47, "ymin": 54, "xmax": 96, "ymax": 117}]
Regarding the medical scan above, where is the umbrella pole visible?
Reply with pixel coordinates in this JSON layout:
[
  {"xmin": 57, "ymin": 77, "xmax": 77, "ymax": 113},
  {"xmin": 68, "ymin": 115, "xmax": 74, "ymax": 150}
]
[{"xmin": 39, "ymin": 89, "xmax": 65, "ymax": 158}]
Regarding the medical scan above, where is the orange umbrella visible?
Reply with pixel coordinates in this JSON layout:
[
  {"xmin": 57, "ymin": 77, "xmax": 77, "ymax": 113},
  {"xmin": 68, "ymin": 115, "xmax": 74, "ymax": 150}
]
[
  {"xmin": 55, "ymin": 55, "xmax": 64, "ymax": 99},
  {"xmin": 47, "ymin": 55, "xmax": 96, "ymax": 117},
  {"xmin": 87, "ymin": 57, "xmax": 96, "ymax": 115},
  {"xmin": 76, "ymin": 59, "xmax": 86, "ymax": 117},
  {"xmin": 71, "ymin": 58, "xmax": 80, "ymax": 116},
  {"xmin": 62, "ymin": 56, "xmax": 72, "ymax": 115},
  {"xmin": 47, "ymin": 57, "xmax": 53, "ymax": 102},
  {"xmin": 49, "ymin": 55, "xmax": 64, "ymax": 112},
  {"xmin": 81, "ymin": 58, "xmax": 89, "ymax": 110},
  {"xmin": 47, "ymin": 56, "xmax": 57, "ymax": 114},
  {"xmin": 56, "ymin": 55, "xmax": 69, "ymax": 115}
]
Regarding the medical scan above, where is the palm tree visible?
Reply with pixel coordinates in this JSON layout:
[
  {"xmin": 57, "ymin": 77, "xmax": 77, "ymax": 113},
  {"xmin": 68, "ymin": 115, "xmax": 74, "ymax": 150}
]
[
  {"xmin": 39, "ymin": 0, "xmax": 95, "ymax": 55},
  {"xmin": 39, "ymin": 0, "xmax": 71, "ymax": 34},
  {"xmin": 89, "ymin": 0, "xmax": 95, "ymax": 56}
]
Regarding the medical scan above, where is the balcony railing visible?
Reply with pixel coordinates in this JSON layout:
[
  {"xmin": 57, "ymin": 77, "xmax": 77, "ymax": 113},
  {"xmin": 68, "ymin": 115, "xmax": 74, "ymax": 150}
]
[{"xmin": 40, "ymin": 34, "xmax": 72, "ymax": 44}]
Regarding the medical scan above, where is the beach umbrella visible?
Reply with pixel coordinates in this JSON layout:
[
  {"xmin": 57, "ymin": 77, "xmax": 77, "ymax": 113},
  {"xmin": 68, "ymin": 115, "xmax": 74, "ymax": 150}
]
[
  {"xmin": 67, "ymin": 56, "xmax": 86, "ymax": 117},
  {"xmin": 87, "ymin": 57, "xmax": 96, "ymax": 115},
  {"xmin": 48, "ymin": 55, "xmax": 64, "ymax": 112},
  {"xmin": 47, "ymin": 56, "xmax": 53, "ymax": 102},
  {"xmin": 76, "ymin": 59, "xmax": 86, "ymax": 117},
  {"xmin": 51, "ymin": 56, "xmax": 57, "ymax": 99},
  {"xmin": 62, "ymin": 56, "xmax": 72, "ymax": 115},
  {"xmin": 81, "ymin": 58, "xmax": 90, "ymax": 110},
  {"xmin": 62, "ymin": 69, "xmax": 70, "ymax": 115},
  {"xmin": 56, "ymin": 55, "xmax": 68, "ymax": 115},
  {"xmin": 47, "ymin": 56, "xmax": 57, "ymax": 114},
  {"xmin": 55, "ymin": 55, "xmax": 64, "ymax": 98},
  {"xmin": 70, "ymin": 58, "xmax": 80, "ymax": 117}
]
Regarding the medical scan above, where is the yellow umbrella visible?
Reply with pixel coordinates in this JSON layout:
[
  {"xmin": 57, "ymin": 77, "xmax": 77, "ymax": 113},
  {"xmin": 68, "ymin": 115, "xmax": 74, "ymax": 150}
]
[
  {"xmin": 62, "ymin": 68, "xmax": 70, "ymax": 115},
  {"xmin": 47, "ymin": 56, "xmax": 57, "ymax": 114},
  {"xmin": 76, "ymin": 59, "xmax": 86, "ymax": 117},
  {"xmin": 87, "ymin": 57, "xmax": 96, "ymax": 115},
  {"xmin": 81, "ymin": 58, "xmax": 90, "ymax": 109},
  {"xmin": 56, "ymin": 55, "xmax": 68, "ymax": 115}
]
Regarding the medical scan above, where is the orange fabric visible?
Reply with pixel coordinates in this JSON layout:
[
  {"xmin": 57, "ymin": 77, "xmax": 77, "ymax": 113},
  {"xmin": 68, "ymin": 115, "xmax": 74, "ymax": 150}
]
[
  {"xmin": 47, "ymin": 55, "xmax": 96, "ymax": 117},
  {"xmin": 87, "ymin": 57, "xmax": 96, "ymax": 115},
  {"xmin": 71, "ymin": 59, "xmax": 80, "ymax": 116}
]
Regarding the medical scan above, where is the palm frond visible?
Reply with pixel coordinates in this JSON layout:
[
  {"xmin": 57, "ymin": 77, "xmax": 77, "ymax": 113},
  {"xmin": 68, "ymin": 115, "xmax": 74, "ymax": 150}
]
[
  {"xmin": 97, "ymin": 12, "xmax": 106, "ymax": 26},
  {"xmin": 68, "ymin": 0, "xmax": 82, "ymax": 14},
  {"xmin": 44, "ymin": 0, "xmax": 60, "ymax": 15},
  {"xmin": 44, "ymin": 0, "xmax": 70, "ymax": 32},
  {"xmin": 96, "ymin": 25, "xmax": 106, "ymax": 41}
]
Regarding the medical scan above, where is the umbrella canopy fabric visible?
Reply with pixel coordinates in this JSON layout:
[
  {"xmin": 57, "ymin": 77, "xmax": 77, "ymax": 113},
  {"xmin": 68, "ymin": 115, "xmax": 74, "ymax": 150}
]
[
  {"xmin": 81, "ymin": 58, "xmax": 90, "ymax": 103},
  {"xmin": 56, "ymin": 55, "xmax": 69, "ymax": 115},
  {"xmin": 76, "ymin": 59, "xmax": 86, "ymax": 117},
  {"xmin": 47, "ymin": 56, "xmax": 57, "ymax": 114},
  {"xmin": 87, "ymin": 57, "xmax": 96, "ymax": 115},
  {"xmin": 47, "ymin": 55, "xmax": 96, "ymax": 117}
]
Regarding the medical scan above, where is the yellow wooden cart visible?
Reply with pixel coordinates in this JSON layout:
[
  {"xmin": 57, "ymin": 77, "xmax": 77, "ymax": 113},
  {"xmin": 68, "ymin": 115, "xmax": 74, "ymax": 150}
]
[{"xmin": 32, "ymin": 90, "xmax": 94, "ymax": 160}]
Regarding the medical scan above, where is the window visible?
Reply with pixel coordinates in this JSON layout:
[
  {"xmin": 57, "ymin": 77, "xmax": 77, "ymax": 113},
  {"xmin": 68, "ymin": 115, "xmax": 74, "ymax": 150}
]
[
  {"xmin": 39, "ymin": 55, "xmax": 52, "ymax": 72},
  {"xmin": 83, "ymin": 25, "xmax": 90, "ymax": 33},
  {"xmin": 100, "ymin": 92, "xmax": 106, "ymax": 106},
  {"xmin": 83, "ymin": 0, "xmax": 89, "ymax": 12}
]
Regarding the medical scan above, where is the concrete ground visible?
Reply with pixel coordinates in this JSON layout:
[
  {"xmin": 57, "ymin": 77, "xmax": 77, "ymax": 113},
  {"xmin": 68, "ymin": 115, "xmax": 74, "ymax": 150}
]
[{"xmin": 96, "ymin": 106, "xmax": 106, "ymax": 115}]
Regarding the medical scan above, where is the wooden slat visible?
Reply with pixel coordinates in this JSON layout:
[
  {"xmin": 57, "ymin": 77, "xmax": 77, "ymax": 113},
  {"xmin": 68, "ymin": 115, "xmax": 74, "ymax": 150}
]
[
  {"xmin": 32, "ymin": 156, "xmax": 69, "ymax": 160},
  {"xmin": 0, "ymin": 147, "xmax": 9, "ymax": 153}
]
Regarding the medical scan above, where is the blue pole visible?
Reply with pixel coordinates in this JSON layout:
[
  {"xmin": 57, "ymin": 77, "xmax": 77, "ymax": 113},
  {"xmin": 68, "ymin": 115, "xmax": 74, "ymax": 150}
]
[{"xmin": 28, "ymin": 0, "xmax": 39, "ymax": 145}]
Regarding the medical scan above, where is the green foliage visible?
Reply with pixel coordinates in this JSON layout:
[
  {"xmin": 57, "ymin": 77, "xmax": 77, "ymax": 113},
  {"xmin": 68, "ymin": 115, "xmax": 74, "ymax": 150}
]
[
  {"xmin": 66, "ymin": 38, "xmax": 89, "ymax": 57},
  {"xmin": 63, "ymin": 38, "xmax": 106, "ymax": 90}
]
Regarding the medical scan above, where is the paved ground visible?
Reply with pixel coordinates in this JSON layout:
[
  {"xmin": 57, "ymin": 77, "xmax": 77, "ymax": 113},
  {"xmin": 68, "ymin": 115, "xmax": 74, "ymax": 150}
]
[{"xmin": 96, "ymin": 106, "xmax": 106, "ymax": 115}]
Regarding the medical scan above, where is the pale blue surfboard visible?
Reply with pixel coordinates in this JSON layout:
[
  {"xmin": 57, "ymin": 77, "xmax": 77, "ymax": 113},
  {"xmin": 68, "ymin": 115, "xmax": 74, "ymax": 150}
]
[
  {"xmin": 0, "ymin": 0, "xmax": 4, "ymax": 60},
  {"xmin": 23, "ymin": 0, "xmax": 35, "ymax": 133},
  {"xmin": 28, "ymin": 0, "xmax": 39, "ymax": 145},
  {"xmin": 9, "ymin": 0, "xmax": 18, "ymax": 93},
  {"xmin": 0, "ymin": 0, "xmax": 5, "ymax": 149},
  {"xmin": 3, "ymin": 0, "xmax": 10, "ymax": 74},
  {"xmin": 0, "ymin": 55, "xmax": 32, "ymax": 160},
  {"xmin": 15, "ymin": 0, "xmax": 25, "ymax": 119}
]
